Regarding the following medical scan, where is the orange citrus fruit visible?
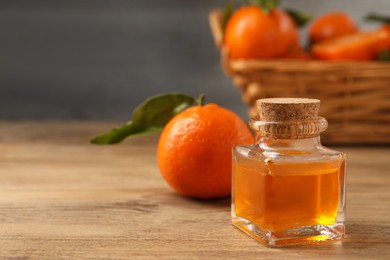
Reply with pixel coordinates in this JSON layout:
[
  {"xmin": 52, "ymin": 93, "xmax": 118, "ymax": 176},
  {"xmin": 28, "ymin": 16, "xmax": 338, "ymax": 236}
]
[
  {"xmin": 312, "ymin": 29, "xmax": 390, "ymax": 60},
  {"xmin": 309, "ymin": 12, "xmax": 358, "ymax": 43},
  {"xmin": 224, "ymin": 5, "xmax": 299, "ymax": 59},
  {"xmin": 157, "ymin": 104, "xmax": 254, "ymax": 199}
]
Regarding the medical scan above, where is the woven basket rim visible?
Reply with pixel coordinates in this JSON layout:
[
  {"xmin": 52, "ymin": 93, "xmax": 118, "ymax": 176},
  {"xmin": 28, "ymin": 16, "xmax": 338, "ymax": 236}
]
[{"xmin": 228, "ymin": 59, "xmax": 390, "ymax": 72}]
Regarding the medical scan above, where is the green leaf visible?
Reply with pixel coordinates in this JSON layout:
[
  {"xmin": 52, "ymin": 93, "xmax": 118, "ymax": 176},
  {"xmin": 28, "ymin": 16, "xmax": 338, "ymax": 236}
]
[
  {"xmin": 285, "ymin": 8, "xmax": 312, "ymax": 27},
  {"xmin": 221, "ymin": 1, "xmax": 235, "ymax": 32},
  {"xmin": 91, "ymin": 93, "xmax": 195, "ymax": 144},
  {"xmin": 244, "ymin": 0, "xmax": 280, "ymax": 13},
  {"xmin": 365, "ymin": 13, "xmax": 390, "ymax": 24},
  {"xmin": 377, "ymin": 49, "xmax": 390, "ymax": 61}
]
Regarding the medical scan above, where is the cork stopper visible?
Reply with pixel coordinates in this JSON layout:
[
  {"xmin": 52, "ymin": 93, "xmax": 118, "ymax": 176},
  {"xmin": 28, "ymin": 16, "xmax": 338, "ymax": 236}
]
[{"xmin": 257, "ymin": 98, "xmax": 320, "ymax": 122}]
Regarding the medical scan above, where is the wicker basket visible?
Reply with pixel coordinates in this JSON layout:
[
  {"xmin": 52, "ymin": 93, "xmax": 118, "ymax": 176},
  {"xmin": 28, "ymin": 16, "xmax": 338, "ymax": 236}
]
[{"xmin": 209, "ymin": 10, "xmax": 390, "ymax": 145}]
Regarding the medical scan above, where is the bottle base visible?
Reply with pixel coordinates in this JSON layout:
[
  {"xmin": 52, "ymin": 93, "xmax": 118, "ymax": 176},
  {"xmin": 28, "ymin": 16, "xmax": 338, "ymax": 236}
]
[{"xmin": 232, "ymin": 216, "xmax": 345, "ymax": 247}]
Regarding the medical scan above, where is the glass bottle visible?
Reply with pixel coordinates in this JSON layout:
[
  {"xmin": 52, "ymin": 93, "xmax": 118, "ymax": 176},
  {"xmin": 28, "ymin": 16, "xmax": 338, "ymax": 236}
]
[{"xmin": 232, "ymin": 98, "xmax": 346, "ymax": 246}]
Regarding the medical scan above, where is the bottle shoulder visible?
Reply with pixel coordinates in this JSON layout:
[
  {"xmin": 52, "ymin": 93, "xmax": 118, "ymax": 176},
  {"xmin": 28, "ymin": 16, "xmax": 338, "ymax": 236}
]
[{"xmin": 233, "ymin": 144, "xmax": 344, "ymax": 163}]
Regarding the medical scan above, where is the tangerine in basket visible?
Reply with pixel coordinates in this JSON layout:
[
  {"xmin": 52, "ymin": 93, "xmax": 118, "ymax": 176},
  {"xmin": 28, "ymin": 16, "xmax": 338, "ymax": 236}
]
[
  {"xmin": 224, "ymin": 5, "xmax": 299, "ymax": 59},
  {"xmin": 157, "ymin": 104, "xmax": 254, "ymax": 199},
  {"xmin": 309, "ymin": 12, "xmax": 358, "ymax": 43},
  {"xmin": 312, "ymin": 28, "xmax": 390, "ymax": 60}
]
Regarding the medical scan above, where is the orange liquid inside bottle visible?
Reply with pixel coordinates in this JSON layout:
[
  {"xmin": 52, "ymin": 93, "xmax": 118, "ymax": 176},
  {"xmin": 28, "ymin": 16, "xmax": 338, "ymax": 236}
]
[{"xmin": 233, "ymin": 159, "xmax": 344, "ymax": 232}]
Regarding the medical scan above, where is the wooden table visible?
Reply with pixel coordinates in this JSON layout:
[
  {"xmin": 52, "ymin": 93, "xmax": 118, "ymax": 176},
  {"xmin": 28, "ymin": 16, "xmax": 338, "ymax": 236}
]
[{"xmin": 1, "ymin": 121, "xmax": 389, "ymax": 259}]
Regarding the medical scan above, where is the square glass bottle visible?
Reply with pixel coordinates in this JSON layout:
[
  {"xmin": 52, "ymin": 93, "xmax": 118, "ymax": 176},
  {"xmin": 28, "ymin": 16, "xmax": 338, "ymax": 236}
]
[{"xmin": 232, "ymin": 98, "xmax": 346, "ymax": 246}]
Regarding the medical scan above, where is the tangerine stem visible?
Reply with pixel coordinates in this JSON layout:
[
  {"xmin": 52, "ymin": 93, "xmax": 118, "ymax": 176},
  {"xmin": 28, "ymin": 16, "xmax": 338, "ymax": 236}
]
[
  {"xmin": 196, "ymin": 94, "xmax": 205, "ymax": 106},
  {"xmin": 244, "ymin": 0, "xmax": 280, "ymax": 13}
]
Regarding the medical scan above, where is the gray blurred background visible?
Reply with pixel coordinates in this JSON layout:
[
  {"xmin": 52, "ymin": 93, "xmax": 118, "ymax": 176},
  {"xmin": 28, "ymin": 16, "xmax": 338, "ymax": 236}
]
[{"xmin": 1, "ymin": 0, "xmax": 388, "ymax": 120}]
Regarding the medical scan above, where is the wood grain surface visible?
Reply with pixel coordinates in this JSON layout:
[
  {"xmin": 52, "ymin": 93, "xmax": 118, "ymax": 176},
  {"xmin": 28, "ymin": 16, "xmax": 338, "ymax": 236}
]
[{"xmin": 0, "ymin": 121, "xmax": 389, "ymax": 259}]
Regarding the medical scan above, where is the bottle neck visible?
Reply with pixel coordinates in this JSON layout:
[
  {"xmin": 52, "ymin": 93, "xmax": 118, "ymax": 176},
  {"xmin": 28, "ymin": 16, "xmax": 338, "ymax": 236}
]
[
  {"xmin": 257, "ymin": 135, "xmax": 323, "ymax": 151},
  {"xmin": 249, "ymin": 116, "xmax": 328, "ymax": 140}
]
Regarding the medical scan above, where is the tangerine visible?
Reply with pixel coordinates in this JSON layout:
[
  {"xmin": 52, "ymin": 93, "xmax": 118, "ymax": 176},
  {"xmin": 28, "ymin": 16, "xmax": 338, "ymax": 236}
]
[
  {"xmin": 224, "ymin": 5, "xmax": 299, "ymax": 59},
  {"xmin": 157, "ymin": 104, "xmax": 254, "ymax": 199},
  {"xmin": 273, "ymin": 8, "xmax": 300, "ymax": 57},
  {"xmin": 309, "ymin": 12, "xmax": 358, "ymax": 43},
  {"xmin": 312, "ymin": 29, "xmax": 390, "ymax": 60}
]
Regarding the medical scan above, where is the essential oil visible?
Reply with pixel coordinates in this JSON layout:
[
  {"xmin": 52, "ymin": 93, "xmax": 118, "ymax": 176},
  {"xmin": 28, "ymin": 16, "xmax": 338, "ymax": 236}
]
[{"xmin": 232, "ymin": 98, "xmax": 346, "ymax": 246}]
